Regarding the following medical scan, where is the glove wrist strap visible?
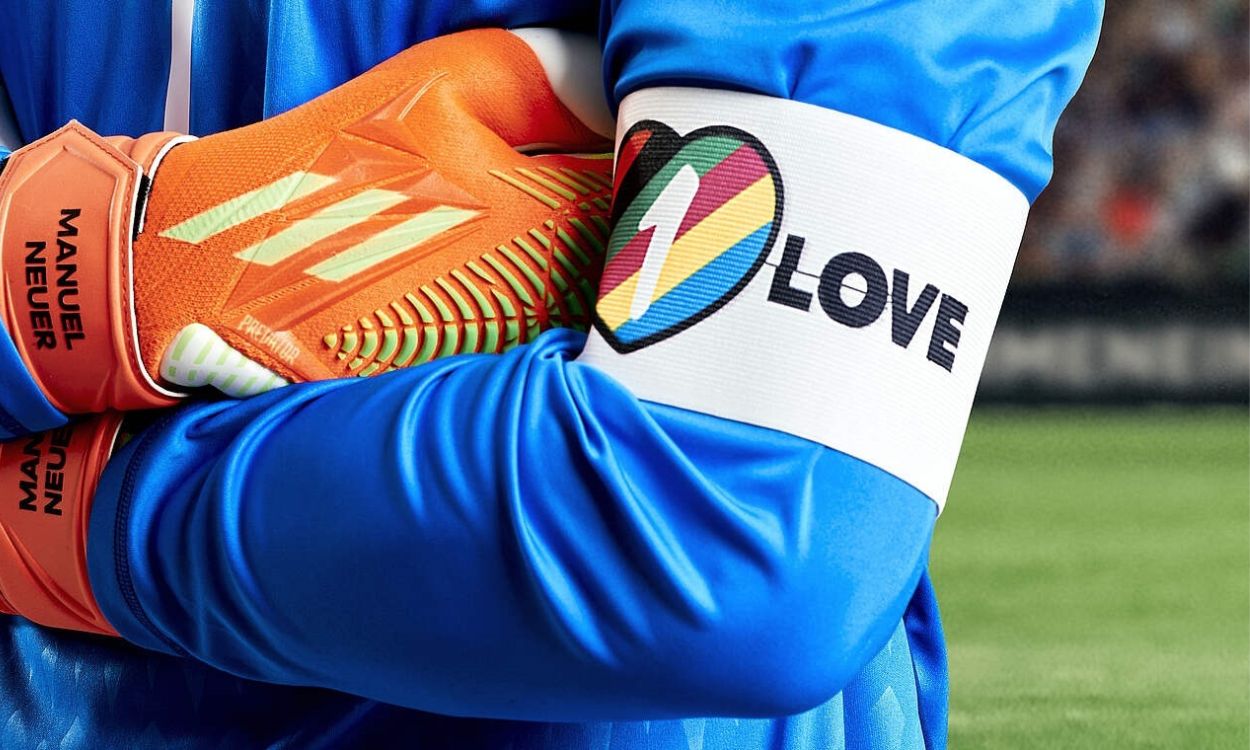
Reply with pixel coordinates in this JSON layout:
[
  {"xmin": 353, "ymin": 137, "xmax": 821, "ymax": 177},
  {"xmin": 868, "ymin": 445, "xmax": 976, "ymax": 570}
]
[
  {"xmin": 0, "ymin": 121, "xmax": 186, "ymax": 413},
  {"xmin": 0, "ymin": 412, "xmax": 123, "ymax": 635},
  {"xmin": 579, "ymin": 88, "xmax": 1030, "ymax": 510}
]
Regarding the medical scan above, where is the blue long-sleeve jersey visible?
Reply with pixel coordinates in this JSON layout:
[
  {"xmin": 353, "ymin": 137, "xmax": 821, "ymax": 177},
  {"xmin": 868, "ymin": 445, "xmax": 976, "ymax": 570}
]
[{"xmin": 0, "ymin": 1, "xmax": 1101, "ymax": 748}]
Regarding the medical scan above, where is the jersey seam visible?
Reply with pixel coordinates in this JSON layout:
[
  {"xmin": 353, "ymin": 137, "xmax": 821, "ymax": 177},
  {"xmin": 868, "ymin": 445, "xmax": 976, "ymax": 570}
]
[{"xmin": 113, "ymin": 419, "xmax": 189, "ymax": 656}]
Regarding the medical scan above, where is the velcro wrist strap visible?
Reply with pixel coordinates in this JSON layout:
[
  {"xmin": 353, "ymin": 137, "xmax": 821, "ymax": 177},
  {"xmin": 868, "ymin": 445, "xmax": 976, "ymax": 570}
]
[
  {"xmin": 579, "ymin": 88, "xmax": 1030, "ymax": 510},
  {"xmin": 0, "ymin": 122, "xmax": 184, "ymax": 413},
  {"xmin": 0, "ymin": 412, "xmax": 123, "ymax": 635}
]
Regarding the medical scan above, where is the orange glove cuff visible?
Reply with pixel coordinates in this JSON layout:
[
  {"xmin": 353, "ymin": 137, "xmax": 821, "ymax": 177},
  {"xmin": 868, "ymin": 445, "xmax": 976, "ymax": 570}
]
[
  {"xmin": 0, "ymin": 122, "xmax": 185, "ymax": 413},
  {"xmin": 0, "ymin": 412, "xmax": 122, "ymax": 635}
]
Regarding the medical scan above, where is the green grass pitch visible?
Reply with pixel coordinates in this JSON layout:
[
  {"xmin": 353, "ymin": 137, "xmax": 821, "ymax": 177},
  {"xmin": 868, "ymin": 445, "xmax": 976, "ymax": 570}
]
[{"xmin": 932, "ymin": 408, "xmax": 1249, "ymax": 749}]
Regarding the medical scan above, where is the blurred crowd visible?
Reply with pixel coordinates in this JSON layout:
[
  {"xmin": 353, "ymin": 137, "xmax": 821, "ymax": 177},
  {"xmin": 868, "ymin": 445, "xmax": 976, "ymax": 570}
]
[{"xmin": 1016, "ymin": 0, "xmax": 1249, "ymax": 288}]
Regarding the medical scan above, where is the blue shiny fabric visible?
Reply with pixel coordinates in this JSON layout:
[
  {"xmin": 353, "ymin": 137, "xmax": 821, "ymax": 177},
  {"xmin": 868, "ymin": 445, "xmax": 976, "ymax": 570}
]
[
  {"xmin": 0, "ymin": 0, "xmax": 1102, "ymax": 747},
  {"xmin": 192, "ymin": 0, "xmax": 596, "ymax": 133},
  {"xmin": 0, "ymin": 325, "xmax": 63, "ymax": 439},
  {"xmin": 602, "ymin": 0, "xmax": 1103, "ymax": 202},
  {"xmin": 0, "ymin": 1, "xmax": 1100, "ymax": 198},
  {"xmin": 89, "ymin": 328, "xmax": 936, "ymax": 720},
  {"xmin": 0, "ymin": 590, "xmax": 938, "ymax": 750},
  {"xmin": 0, "ymin": 1, "xmax": 172, "ymax": 138}
]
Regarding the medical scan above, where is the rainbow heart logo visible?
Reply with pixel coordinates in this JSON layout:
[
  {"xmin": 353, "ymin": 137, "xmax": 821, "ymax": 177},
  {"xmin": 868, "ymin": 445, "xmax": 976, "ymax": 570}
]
[{"xmin": 594, "ymin": 122, "xmax": 784, "ymax": 352}]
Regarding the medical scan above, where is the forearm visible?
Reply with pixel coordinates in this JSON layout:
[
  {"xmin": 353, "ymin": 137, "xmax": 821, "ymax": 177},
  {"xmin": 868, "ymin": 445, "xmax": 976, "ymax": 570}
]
[{"xmin": 88, "ymin": 328, "xmax": 935, "ymax": 719}]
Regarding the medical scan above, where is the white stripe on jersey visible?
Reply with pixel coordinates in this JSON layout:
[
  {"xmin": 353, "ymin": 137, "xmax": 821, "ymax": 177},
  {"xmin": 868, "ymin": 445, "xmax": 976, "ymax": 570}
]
[{"xmin": 163, "ymin": 0, "xmax": 195, "ymax": 133}]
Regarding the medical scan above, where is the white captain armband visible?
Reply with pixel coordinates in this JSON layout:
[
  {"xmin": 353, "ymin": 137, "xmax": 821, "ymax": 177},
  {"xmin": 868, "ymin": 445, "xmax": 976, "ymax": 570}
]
[{"xmin": 578, "ymin": 87, "xmax": 1030, "ymax": 511}]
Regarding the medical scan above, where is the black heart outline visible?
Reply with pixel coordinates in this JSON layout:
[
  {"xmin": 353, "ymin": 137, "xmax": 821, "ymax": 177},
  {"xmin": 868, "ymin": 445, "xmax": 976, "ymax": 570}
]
[{"xmin": 593, "ymin": 120, "xmax": 785, "ymax": 354}]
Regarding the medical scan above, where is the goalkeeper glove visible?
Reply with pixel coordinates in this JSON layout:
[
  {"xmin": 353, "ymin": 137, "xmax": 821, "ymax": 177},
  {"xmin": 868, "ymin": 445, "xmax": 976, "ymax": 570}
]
[{"xmin": 0, "ymin": 28, "xmax": 612, "ymax": 412}]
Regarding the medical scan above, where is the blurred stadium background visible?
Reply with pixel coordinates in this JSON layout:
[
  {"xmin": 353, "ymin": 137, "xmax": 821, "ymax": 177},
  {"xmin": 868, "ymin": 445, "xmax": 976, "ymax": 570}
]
[{"xmin": 933, "ymin": 1, "xmax": 1250, "ymax": 747}]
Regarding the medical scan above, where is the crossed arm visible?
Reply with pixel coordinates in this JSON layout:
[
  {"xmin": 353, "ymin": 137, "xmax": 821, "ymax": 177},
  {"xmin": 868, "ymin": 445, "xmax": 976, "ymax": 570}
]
[{"xmin": 2, "ymin": 0, "xmax": 1102, "ymax": 720}]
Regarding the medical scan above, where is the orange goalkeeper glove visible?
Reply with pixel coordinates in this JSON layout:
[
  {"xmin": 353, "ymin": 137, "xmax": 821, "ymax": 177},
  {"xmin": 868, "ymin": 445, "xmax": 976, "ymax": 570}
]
[{"xmin": 0, "ymin": 28, "xmax": 613, "ymax": 412}]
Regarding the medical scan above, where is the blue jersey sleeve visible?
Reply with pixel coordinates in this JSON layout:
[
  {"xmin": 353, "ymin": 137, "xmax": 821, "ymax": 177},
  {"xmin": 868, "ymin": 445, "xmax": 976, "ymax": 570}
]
[
  {"xmin": 601, "ymin": 0, "xmax": 1102, "ymax": 202},
  {"xmin": 72, "ymin": 0, "xmax": 1094, "ymax": 721},
  {"xmin": 89, "ymin": 329, "xmax": 936, "ymax": 719}
]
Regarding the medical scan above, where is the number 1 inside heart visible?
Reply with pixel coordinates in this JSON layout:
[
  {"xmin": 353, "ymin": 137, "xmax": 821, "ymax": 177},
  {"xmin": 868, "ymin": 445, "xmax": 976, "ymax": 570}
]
[{"xmin": 630, "ymin": 164, "xmax": 701, "ymax": 320}]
